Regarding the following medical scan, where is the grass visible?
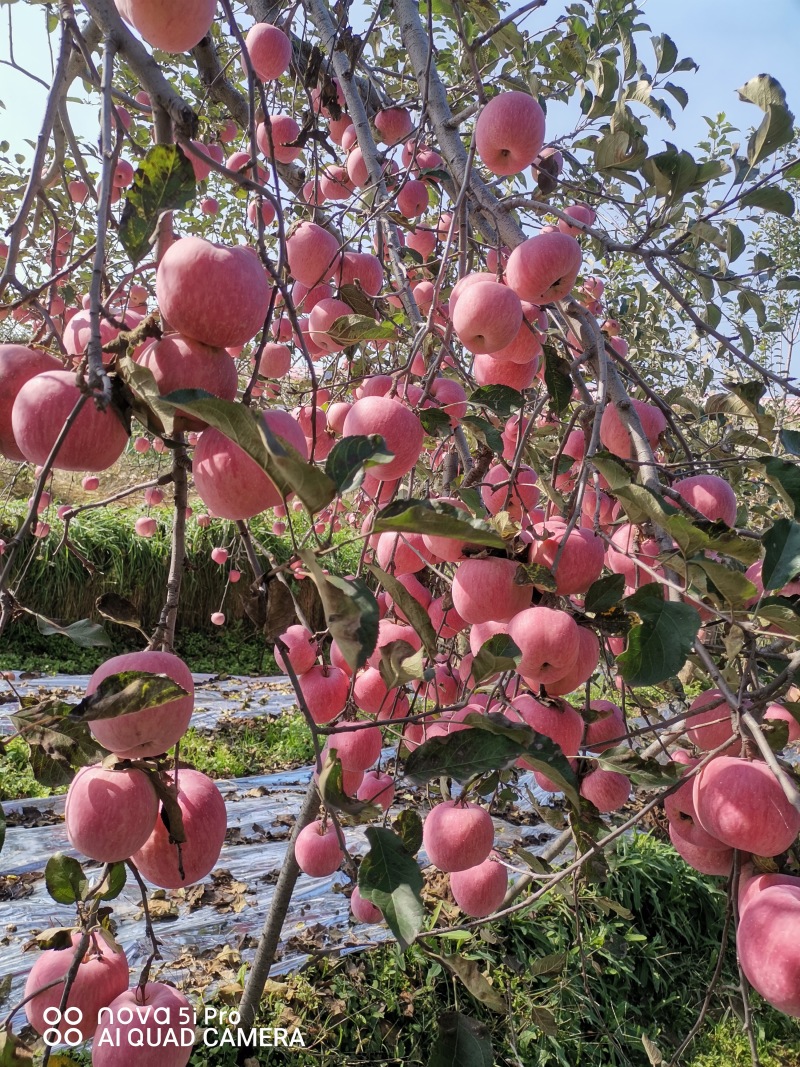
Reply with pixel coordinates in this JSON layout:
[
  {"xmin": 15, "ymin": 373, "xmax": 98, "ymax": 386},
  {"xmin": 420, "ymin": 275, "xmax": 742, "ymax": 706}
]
[
  {"xmin": 46, "ymin": 836, "xmax": 800, "ymax": 1067},
  {"xmin": 0, "ymin": 709, "xmax": 312, "ymax": 801},
  {"xmin": 0, "ymin": 496, "xmax": 362, "ymax": 637},
  {"xmin": 173, "ymin": 834, "xmax": 800, "ymax": 1067},
  {"xmin": 179, "ymin": 712, "xmax": 314, "ymax": 780}
]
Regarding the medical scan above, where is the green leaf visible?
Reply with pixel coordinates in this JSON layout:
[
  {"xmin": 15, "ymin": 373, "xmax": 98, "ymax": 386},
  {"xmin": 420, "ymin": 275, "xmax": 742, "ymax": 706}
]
[
  {"xmin": 740, "ymin": 187, "xmax": 795, "ymax": 217},
  {"xmin": 45, "ymin": 853, "xmax": 88, "ymax": 905},
  {"xmin": 423, "ymin": 949, "xmax": 506, "ymax": 1013},
  {"xmin": 404, "ymin": 726, "xmax": 523, "ymax": 784},
  {"xmin": 393, "ymin": 809, "xmax": 423, "ymax": 854},
  {"xmin": 748, "ymin": 103, "xmax": 795, "ymax": 165},
  {"xmin": 119, "ymin": 144, "xmax": 196, "ymax": 264},
  {"xmin": 468, "ymin": 385, "xmax": 524, "ymax": 417},
  {"xmin": 429, "ymin": 1011, "xmax": 494, "ymax": 1067},
  {"xmin": 299, "ymin": 551, "xmax": 379, "ymax": 670},
  {"xmin": 0, "ymin": 1028, "xmax": 35, "ymax": 1066},
  {"xmin": 780, "ymin": 429, "xmax": 800, "ymax": 455},
  {"xmin": 328, "ymin": 314, "xmax": 396, "ymax": 344},
  {"xmin": 325, "ymin": 434, "xmax": 393, "ymax": 493},
  {"xmin": 652, "ymin": 33, "xmax": 678, "ymax": 74},
  {"xmin": 761, "ymin": 458, "xmax": 800, "ymax": 520},
  {"xmin": 584, "ymin": 574, "xmax": 625, "ymax": 614},
  {"xmin": 71, "ymin": 671, "xmax": 188, "ymax": 723},
  {"xmin": 472, "ymin": 634, "xmax": 522, "ymax": 685},
  {"xmin": 318, "ymin": 749, "xmax": 382, "ymax": 821},
  {"xmin": 726, "ymin": 222, "xmax": 745, "ymax": 263},
  {"xmin": 378, "ymin": 640, "xmax": 429, "ymax": 689},
  {"xmin": 737, "ymin": 73, "xmax": 788, "ymax": 111},
  {"xmin": 543, "ymin": 345, "xmax": 573, "ymax": 414},
  {"xmin": 762, "ymin": 518, "xmax": 800, "ymax": 590},
  {"xmin": 776, "ymin": 276, "xmax": 800, "ymax": 292},
  {"xmin": 617, "ymin": 585, "xmax": 700, "ymax": 686},
  {"xmin": 161, "ymin": 391, "xmax": 336, "ymax": 514},
  {"xmin": 34, "ymin": 615, "xmax": 113, "ymax": 649},
  {"xmin": 373, "ymin": 498, "xmax": 504, "ymax": 549},
  {"xmin": 368, "ymin": 564, "xmax": 439, "ymax": 656},
  {"xmin": 693, "ymin": 558, "xmax": 757, "ymax": 607},
  {"xmin": 596, "ymin": 745, "xmax": 682, "ymax": 787},
  {"xmin": 95, "ymin": 862, "xmax": 127, "ymax": 902},
  {"xmin": 117, "ymin": 354, "xmax": 175, "ymax": 437},
  {"xmin": 460, "ymin": 415, "xmax": 504, "ymax": 453},
  {"xmin": 405, "ymin": 714, "xmax": 579, "ymax": 805},
  {"xmin": 420, "ymin": 408, "xmax": 454, "ymax": 437},
  {"xmin": 358, "ymin": 827, "xmax": 424, "ymax": 949},
  {"xmin": 11, "ymin": 699, "xmax": 105, "ymax": 788}
]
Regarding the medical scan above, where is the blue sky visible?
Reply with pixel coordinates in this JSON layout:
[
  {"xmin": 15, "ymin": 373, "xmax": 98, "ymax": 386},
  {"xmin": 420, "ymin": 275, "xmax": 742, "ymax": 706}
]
[{"xmin": 0, "ymin": 0, "xmax": 798, "ymax": 165}]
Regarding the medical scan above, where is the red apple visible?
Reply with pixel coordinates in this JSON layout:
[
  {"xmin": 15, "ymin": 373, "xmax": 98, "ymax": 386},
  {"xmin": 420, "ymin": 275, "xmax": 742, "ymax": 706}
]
[
  {"xmin": 65, "ymin": 765, "xmax": 159, "ymax": 862},
  {"xmin": 423, "ymin": 800, "xmax": 494, "ymax": 872},
  {"xmin": 0, "ymin": 345, "xmax": 63, "ymax": 461},
  {"xmin": 132, "ymin": 769, "xmax": 227, "ymax": 889},
  {"xmin": 86, "ymin": 650, "xmax": 194, "ymax": 759}
]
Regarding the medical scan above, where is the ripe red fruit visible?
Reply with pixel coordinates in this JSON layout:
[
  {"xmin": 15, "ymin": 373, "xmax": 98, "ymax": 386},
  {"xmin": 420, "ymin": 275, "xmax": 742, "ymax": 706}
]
[
  {"xmin": 0, "ymin": 345, "xmax": 63, "ymax": 461},
  {"xmin": 583, "ymin": 701, "xmax": 625, "ymax": 752},
  {"xmin": 508, "ymin": 606, "xmax": 581, "ymax": 684},
  {"xmin": 685, "ymin": 689, "xmax": 737, "ymax": 753},
  {"xmin": 599, "ymin": 399, "xmax": 666, "ymax": 460},
  {"xmin": 192, "ymin": 409, "xmax": 308, "ymax": 520},
  {"xmin": 580, "ymin": 768, "xmax": 630, "ymax": 812},
  {"xmin": 736, "ymin": 883, "xmax": 800, "ymax": 1017},
  {"xmin": 451, "ymin": 280, "xmax": 523, "ymax": 354},
  {"xmin": 450, "ymin": 853, "xmax": 508, "ymax": 917},
  {"xmin": 275, "ymin": 625, "xmax": 318, "ymax": 675},
  {"xmin": 242, "ymin": 23, "xmax": 292, "ymax": 81},
  {"xmin": 451, "ymin": 557, "xmax": 531, "ymax": 625},
  {"xmin": 668, "ymin": 822, "xmax": 734, "ymax": 876},
  {"xmin": 92, "ymin": 981, "xmax": 195, "ymax": 1066},
  {"xmin": 357, "ymin": 769, "xmax": 395, "ymax": 810},
  {"xmin": 118, "ymin": 0, "xmax": 216, "ymax": 52},
  {"xmin": 156, "ymin": 237, "xmax": 270, "ymax": 349},
  {"xmin": 374, "ymin": 107, "xmax": 413, "ymax": 145},
  {"xmin": 505, "ymin": 232, "xmax": 582, "ymax": 303},
  {"xmin": 423, "ymin": 800, "xmax": 495, "ymax": 873},
  {"xmin": 693, "ymin": 756, "xmax": 800, "ymax": 856},
  {"xmin": 65, "ymin": 765, "xmax": 159, "ymax": 862},
  {"xmin": 673, "ymin": 474, "xmax": 738, "ymax": 527},
  {"xmin": 286, "ymin": 222, "xmax": 341, "ymax": 287},
  {"xmin": 12, "ymin": 370, "xmax": 128, "ymax": 472},
  {"xmin": 257, "ymin": 114, "xmax": 302, "ymax": 164},
  {"xmin": 528, "ymin": 519, "xmax": 605, "ymax": 595},
  {"xmin": 295, "ymin": 819, "xmax": 344, "ymax": 877},
  {"xmin": 475, "ymin": 92, "xmax": 546, "ymax": 176},
  {"xmin": 25, "ymin": 931, "xmax": 129, "ymax": 1041},
  {"xmin": 342, "ymin": 396, "xmax": 424, "ymax": 480},
  {"xmin": 132, "ymin": 769, "xmax": 227, "ymax": 888},
  {"xmin": 351, "ymin": 886, "xmax": 383, "ymax": 923},
  {"xmin": 298, "ymin": 664, "xmax": 349, "ymax": 724},
  {"xmin": 86, "ymin": 650, "xmax": 194, "ymax": 759},
  {"xmin": 136, "ymin": 334, "xmax": 238, "ymax": 430}
]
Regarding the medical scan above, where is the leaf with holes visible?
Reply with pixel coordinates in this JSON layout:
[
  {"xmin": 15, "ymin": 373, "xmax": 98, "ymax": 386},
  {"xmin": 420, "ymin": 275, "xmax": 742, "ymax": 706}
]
[
  {"xmin": 120, "ymin": 144, "xmax": 196, "ymax": 264},
  {"xmin": 70, "ymin": 671, "xmax": 188, "ymax": 722}
]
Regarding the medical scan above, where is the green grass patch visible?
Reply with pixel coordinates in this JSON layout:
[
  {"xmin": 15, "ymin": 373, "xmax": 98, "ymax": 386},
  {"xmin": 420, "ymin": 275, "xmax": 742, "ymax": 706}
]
[
  {"xmin": 180, "ymin": 712, "xmax": 313, "ymax": 780},
  {"xmin": 182, "ymin": 835, "xmax": 800, "ymax": 1067}
]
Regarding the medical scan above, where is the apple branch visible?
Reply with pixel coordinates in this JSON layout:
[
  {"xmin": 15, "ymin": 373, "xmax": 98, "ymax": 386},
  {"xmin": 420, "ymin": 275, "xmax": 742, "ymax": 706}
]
[
  {"xmin": 81, "ymin": 0, "xmax": 198, "ymax": 139},
  {"xmin": 392, "ymin": 0, "xmax": 524, "ymax": 249}
]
